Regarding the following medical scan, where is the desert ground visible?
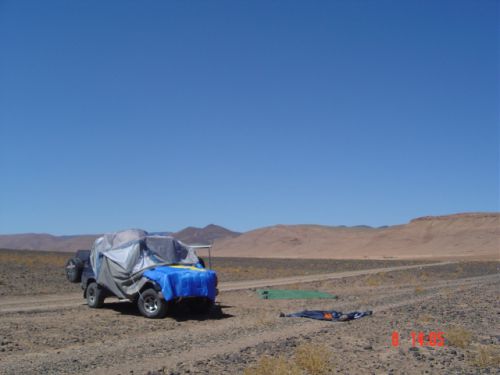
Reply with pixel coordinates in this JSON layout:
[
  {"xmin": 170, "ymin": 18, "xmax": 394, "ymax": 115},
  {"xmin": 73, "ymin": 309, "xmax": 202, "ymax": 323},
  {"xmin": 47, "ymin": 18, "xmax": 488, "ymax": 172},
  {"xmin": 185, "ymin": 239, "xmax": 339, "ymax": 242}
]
[{"xmin": 0, "ymin": 249, "xmax": 499, "ymax": 374}]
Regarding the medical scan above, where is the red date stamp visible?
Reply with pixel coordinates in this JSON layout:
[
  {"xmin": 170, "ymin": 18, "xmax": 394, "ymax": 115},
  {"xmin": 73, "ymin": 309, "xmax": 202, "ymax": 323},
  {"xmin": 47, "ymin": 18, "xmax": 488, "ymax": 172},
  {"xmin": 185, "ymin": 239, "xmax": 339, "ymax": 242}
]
[{"xmin": 391, "ymin": 331, "xmax": 445, "ymax": 347}]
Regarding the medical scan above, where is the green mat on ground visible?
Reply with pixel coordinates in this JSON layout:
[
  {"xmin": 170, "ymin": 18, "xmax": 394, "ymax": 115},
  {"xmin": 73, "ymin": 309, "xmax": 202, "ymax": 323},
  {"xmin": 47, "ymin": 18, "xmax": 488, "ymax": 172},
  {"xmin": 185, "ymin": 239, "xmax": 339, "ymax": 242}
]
[{"xmin": 257, "ymin": 289, "xmax": 337, "ymax": 300}]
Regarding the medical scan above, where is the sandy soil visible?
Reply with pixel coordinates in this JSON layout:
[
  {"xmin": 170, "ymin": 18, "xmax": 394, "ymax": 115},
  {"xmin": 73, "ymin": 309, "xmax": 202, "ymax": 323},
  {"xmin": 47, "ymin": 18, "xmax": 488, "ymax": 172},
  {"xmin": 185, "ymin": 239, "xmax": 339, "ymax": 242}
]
[{"xmin": 0, "ymin": 261, "xmax": 498, "ymax": 374}]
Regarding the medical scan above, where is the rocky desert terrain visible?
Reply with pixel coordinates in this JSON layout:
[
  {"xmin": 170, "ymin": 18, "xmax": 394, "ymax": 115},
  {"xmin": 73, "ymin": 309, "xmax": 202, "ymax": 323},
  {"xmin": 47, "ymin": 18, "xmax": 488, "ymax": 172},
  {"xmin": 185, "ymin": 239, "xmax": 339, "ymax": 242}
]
[{"xmin": 0, "ymin": 248, "xmax": 499, "ymax": 374}]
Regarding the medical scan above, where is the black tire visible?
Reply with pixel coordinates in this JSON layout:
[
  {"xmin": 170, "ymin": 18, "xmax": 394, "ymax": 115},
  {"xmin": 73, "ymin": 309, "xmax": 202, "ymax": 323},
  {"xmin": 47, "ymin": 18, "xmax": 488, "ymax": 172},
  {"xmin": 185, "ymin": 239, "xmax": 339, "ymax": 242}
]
[
  {"xmin": 86, "ymin": 282, "xmax": 104, "ymax": 308},
  {"xmin": 65, "ymin": 257, "xmax": 83, "ymax": 283},
  {"xmin": 137, "ymin": 289, "xmax": 168, "ymax": 319},
  {"xmin": 188, "ymin": 297, "xmax": 213, "ymax": 315},
  {"xmin": 198, "ymin": 257, "xmax": 206, "ymax": 268}
]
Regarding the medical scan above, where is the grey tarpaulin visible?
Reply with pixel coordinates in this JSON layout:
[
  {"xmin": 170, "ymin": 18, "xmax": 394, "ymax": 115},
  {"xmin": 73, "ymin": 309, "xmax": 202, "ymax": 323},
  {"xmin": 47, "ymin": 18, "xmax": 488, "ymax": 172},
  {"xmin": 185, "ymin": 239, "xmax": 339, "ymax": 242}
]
[{"xmin": 90, "ymin": 229, "xmax": 199, "ymax": 299}]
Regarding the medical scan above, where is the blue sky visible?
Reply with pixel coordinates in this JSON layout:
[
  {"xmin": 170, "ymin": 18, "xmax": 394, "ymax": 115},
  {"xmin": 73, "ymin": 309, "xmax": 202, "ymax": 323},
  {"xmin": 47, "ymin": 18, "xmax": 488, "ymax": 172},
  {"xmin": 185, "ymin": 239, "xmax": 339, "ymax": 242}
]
[{"xmin": 0, "ymin": 0, "xmax": 498, "ymax": 234}]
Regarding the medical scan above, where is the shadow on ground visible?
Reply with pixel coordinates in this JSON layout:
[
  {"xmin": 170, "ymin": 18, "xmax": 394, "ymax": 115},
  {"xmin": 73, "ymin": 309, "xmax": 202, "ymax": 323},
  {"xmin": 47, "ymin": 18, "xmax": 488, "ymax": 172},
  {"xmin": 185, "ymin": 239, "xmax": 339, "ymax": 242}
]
[{"xmin": 105, "ymin": 301, "xmax": 234, "ymax": 321}]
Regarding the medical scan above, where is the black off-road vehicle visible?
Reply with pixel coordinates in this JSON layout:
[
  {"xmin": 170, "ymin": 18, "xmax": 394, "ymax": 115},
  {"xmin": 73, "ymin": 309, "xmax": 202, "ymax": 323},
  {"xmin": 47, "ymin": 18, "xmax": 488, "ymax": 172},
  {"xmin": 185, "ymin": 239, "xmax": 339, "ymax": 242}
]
[{"xmin": 65, "ymin": 244, "xmax": 214, "ymax": 319}]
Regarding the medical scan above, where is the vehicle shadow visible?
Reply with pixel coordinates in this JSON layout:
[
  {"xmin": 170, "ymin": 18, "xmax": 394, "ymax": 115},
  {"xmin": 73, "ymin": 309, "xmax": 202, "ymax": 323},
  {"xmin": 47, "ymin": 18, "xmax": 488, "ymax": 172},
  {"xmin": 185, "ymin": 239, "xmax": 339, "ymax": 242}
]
[
  {"xmin": 170, "ymin": 303, "xmax": 234, "ymax": 322},
  {"xmin": 105, "ymin": 301, "xmax": 234, "ymax": 321}
]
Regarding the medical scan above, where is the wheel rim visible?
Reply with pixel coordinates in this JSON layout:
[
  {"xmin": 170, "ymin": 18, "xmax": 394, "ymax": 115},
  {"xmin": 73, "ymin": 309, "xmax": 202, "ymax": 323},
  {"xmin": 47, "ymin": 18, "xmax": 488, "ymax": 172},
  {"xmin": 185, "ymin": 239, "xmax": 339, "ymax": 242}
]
[
  {"xmin": 143, "ymin": 295, "xmax": 158, "ymax": 313},
  {"xmin": 88, "ymin": 287, "xmax": 96, "ymax": 304},
  {"xmin": 66, "ymin": 261, "xmax": 75, "ymax": 277}
]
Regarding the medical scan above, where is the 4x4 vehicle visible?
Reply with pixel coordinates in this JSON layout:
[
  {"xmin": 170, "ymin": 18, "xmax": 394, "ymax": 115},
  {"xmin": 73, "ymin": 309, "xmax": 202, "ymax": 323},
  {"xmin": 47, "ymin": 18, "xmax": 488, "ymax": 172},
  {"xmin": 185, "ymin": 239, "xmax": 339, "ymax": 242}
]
[{"xmin": 65, "ymin": 230, "xmax": 217, "ymax": 319}]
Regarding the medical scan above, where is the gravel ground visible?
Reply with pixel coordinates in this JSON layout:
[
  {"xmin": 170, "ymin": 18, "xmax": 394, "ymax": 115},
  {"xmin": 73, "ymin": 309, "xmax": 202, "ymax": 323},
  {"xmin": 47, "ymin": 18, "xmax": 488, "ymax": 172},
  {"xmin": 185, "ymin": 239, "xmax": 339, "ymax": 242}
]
[
  {"xmin": 0, "ymin": 248, "xmax": 431, "ymax": 297},
  {"xmin": 0, "ymin": 261, "xmax": 498, "ymax": 374},
  {"xmin": 177, "ymin": 279, "xmax": 499, "ymax": 375}
]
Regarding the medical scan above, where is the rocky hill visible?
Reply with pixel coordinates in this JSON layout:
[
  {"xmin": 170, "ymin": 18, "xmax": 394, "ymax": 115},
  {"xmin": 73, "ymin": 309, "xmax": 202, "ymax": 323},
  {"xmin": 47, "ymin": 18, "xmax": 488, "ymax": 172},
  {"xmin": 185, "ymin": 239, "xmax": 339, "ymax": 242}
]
[
  {"xmin": 0, "ymin": 224, "xmax": 239, "ymax": 252},
  {"xmin": 172, "ymin": 224, "xmax": 240, "ymax": 245},
  {"xmin": 213, "ymin": 213, "xmax": 500, "ymax": 260}
]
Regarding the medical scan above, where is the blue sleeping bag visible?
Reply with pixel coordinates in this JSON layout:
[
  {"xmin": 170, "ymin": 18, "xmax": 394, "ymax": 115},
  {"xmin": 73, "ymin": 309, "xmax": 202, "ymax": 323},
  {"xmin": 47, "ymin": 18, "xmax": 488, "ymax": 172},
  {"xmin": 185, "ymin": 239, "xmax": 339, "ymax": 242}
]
[{"xmin": 143, "ymin": 265, "xmax": 217, "ymax": 302}]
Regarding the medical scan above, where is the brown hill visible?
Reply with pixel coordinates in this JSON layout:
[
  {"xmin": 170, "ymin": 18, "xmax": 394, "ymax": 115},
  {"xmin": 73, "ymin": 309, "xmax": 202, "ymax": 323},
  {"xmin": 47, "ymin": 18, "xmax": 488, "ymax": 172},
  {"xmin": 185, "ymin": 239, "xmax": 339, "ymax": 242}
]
[
  {"xmin": 0, "ymin": 233, "xmax": 97, "ymax": 253},
  {"xmin": 172, "ymin": 224, "xmax": 240, "ymax": 244},
  {"xmin": 213, "ymin": 213, "xmax": 500, "ymax": 260},
  {"xmin": 0, "ymin": 224, "xmax": 240, "ymax": 253}
]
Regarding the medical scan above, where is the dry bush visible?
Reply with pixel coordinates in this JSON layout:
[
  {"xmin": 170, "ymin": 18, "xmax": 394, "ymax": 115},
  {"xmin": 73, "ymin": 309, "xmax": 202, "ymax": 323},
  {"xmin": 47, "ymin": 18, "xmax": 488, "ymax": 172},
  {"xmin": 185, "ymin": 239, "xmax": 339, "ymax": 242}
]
[
  {"xmin": 244, "ymin": 343, "xmax": 334, "ymax": 375},
  {"xmin": 454, "ymin": 264, "xmax": 465, "ymax": 277},
  {"xmin": 357, "ymin": 296, "xmax": 371, "ymax": 307},
  {"xmin": 294, "ymin": 343, "xmax": 333, "ymax": 375},
  {"xmin": 399, "ymin": 271, "xmax": 420, "ymax": 285},
  {"xmin": 471, "ymin": 344, "xmax": 500, "ymax": 368},
  {"xmin": 418, "ymin": 314, "xmax": 435, "ymax": 324},
  {"xmin": 254, "ymin": 310, "xmax": 275, "ymax": 326},
  {"xmin": 243, "ymin": 355, "xmax": 301, "ymax": 375},
  {"xmin": 419, "ymin": 271, "xmax": 429, "ymax": 282},
  {"xmin": 364, "ymin": 272, "xmax": 386, "ymax": 287},
  {"xmin": 445, "ymin": 326, "xmax": 472, "ymax": 348},
  {"xmin": 414, "ymin": 285, "xmax": 425, "ymax": 295},
  {"xmin": 442, "ymin": 287, "xmax": 454, "ymax": 298}
]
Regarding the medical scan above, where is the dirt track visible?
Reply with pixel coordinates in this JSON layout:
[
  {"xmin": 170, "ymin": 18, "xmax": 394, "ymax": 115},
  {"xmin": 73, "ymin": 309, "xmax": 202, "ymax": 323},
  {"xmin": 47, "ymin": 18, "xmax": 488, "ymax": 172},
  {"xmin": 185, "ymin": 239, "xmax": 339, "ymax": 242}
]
[
  {"xmin": 0, "ymin": 261, "xmax": 451, "ymax": 314},
  {"xmin": 1, "ymin": 261, "xmax": 499, "ymax": 374}
]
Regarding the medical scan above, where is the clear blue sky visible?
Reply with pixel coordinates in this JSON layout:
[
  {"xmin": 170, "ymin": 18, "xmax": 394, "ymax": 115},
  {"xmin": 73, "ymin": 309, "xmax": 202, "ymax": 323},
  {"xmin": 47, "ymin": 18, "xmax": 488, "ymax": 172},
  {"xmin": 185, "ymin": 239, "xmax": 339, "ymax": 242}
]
[{"xmin": 0, "ymin": 0, "xmax": 498, "ymax": 235}]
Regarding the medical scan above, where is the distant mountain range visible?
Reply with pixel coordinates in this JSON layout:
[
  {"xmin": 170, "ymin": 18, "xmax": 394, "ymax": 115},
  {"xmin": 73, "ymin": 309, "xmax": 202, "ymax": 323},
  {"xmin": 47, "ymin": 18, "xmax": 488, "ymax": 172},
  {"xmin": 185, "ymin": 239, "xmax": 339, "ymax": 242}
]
[
  {"xmin": 0, "ymin": 225, "xmax": 240, "ymax": 253},
  {"xmin": 172, "ymin": 224, "xmax": 240, "ymax": 244},
  {"xmin": 213, "ymin": 212, "xmax": 499, "ymax": 260},
  {"xmin": 1, "ymin": 213, "xmax": 498, "ymax": 259}
]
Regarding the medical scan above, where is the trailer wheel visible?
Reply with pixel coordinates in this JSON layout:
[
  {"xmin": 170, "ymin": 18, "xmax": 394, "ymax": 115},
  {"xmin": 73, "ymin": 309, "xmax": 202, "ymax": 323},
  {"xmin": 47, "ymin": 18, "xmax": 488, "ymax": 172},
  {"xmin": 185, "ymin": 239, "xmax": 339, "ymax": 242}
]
[
  {"xmin": 65, "ymin": 257, "xmax": 83, "ymax": 283},
  {"xmin": 86, "ymin": 282, "xmax": 104, "ymax": 308},
  {"xmin": 138, "ymin": 289, "xmax": 168, "ymax": 319}
]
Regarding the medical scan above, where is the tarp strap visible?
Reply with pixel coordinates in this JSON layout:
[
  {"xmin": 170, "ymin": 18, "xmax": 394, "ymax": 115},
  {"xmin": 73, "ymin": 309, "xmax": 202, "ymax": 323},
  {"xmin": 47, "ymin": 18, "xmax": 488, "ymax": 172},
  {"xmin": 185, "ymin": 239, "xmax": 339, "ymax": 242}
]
[
  {"xmin": 170, "ymin": 265, "xmax": 206, "ymax": 272},
  {"xmin": 131, "ymin": 276, "xmax": 144, "ymax": 302}
]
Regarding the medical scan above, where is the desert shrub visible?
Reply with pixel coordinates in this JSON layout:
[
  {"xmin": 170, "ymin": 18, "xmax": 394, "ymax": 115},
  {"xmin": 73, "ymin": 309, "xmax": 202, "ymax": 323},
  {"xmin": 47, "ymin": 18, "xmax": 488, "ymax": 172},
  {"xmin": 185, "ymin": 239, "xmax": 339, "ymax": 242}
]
[
  {"xmin": 254, "ymin": 310, "xmax": 275, "ymax": 326},
  {"xmin": 419, "ymin": 271, "xmax": 429, "ymax": 282},
  {"xmin": 454, "ymin": 264, "xmax": 465, "ymax": 277},
  {"xmin": 294, "ymin": 343, "xmax": 333, "ymax": 375},
  {"xmin": 244, "ymin": 343, "xmax": 334, "ymax": 375},
  {"xmin": 243, "ymin": 355, "xmax": 301, "ymax": 375},
  {"xmin": 364, "ymin": 273, "xmax": 386, "ymax": 287},
  {"xmin": 445, "ymin": 326, "xmax": 472, "ymax": 348},
  {"xmin": 418, "ymin": 314, "xmax": 435, "ymax": 324},
  {"xmin": 471, "ymin": 345, "xmax": 500, "ymax": 368},
  {"xmin": 414, "ymin": 285, "xmax": 424, "ymax": 295}
]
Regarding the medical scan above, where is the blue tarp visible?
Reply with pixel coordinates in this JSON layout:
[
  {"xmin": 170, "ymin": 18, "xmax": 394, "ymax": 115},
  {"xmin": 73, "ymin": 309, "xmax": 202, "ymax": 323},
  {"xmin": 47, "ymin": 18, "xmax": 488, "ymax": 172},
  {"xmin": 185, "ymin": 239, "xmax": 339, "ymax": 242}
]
[
  {"xmin": 281, "ymin": 310, "xmax": 372, "ymax": 321},
  {"xmin": 143, "ymin": 265, "xmax": 217, "ymax": 302}
]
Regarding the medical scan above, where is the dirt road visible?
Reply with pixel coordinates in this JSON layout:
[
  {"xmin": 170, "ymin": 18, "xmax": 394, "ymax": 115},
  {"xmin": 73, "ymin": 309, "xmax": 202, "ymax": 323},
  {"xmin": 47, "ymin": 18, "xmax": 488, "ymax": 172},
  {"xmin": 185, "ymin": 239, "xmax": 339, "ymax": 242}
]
[{"xmin": 0, "ymin": 261, "xmax": 452, "ymax": 314}]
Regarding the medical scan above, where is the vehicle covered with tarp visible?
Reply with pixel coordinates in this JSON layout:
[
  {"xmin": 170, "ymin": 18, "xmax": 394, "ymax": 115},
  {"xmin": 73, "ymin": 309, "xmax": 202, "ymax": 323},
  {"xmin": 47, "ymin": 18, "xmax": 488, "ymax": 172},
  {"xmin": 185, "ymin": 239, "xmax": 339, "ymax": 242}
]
[{"xmin": 65, "ymin": 229, "xmax": 217, "ymax": 318}]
